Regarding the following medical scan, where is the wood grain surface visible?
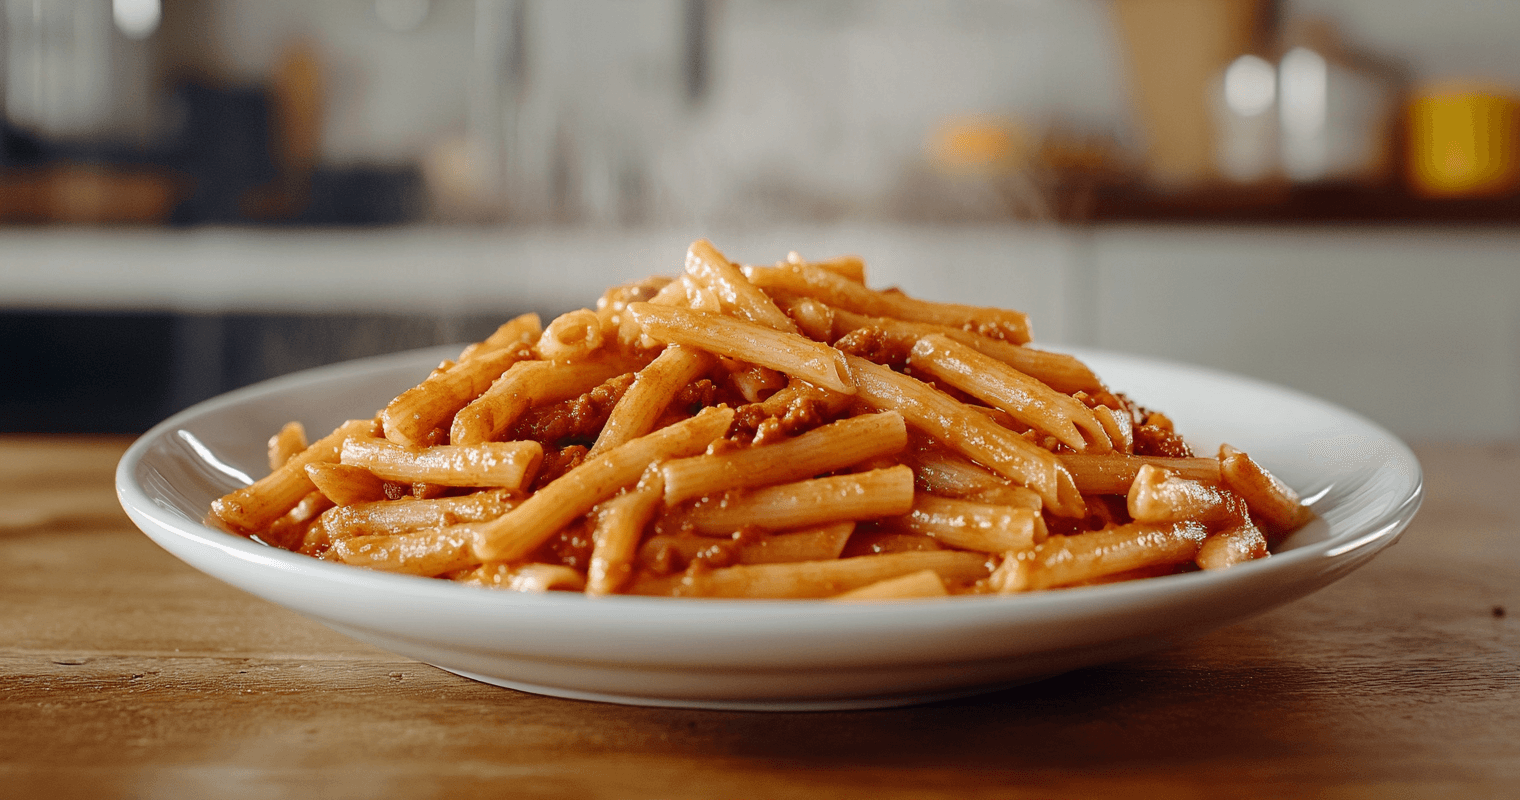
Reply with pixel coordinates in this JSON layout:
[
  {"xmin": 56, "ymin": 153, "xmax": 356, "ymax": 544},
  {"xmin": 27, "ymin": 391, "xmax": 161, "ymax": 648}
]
[{"xmin": 1, "ymin": 437, "xmax": 1515, "ymax": 799}]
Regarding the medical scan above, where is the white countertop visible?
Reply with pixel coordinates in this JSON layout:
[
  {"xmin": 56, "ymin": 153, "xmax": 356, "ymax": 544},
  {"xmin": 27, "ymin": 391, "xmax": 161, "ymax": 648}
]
[{"xmin": 0, "ymin": 225, "xmax": 1073, "ymax": 317}]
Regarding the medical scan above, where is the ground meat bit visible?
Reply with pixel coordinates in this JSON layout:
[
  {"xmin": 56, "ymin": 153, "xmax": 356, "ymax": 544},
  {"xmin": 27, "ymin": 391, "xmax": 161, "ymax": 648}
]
[
  {"xmin": 510, "ymin": 372, "xmax": 636, "ymax": 447},
  {"xmin": 779, "ymin": 396, "xmax": 826, "ymax": 434},
  {"xmin": 1133, "ymin": 424, "xmax": 1194, "ymax": 458},
  {"xmin": 1042, "ymin": 496, "xmax": 1130, "ymax": 537},
  {"xmin": 671, "ymin": 378, "xmax": 718, "ymax": 416},
  {"xmin": 728, "ymin": 395, "xmax": 830, "ymax": 445},
  {"xmin": 833, "ymin": 327, "xmax": 912, "ymax": 370},
  {"xmin": 532, "ymin": 445, "xmax": 588, "ymax": 490},
  {"xmin": 1086, "ymin": 495, "xmax": 1132, "ymax": 528},
  {"xmin": 752, "ymin": 417, "xmax": 787, "ymax": 447},
  {"xmin": 532, "ymin": 519, "xmax": 596, "ymax": 570},
  {"xmin": 1124, "ymin": 397, "xmax": 1180, "ymax": 432},
  {"xmin": 732, "ymin": 403, "xmax": 771, "ymax": 433}
]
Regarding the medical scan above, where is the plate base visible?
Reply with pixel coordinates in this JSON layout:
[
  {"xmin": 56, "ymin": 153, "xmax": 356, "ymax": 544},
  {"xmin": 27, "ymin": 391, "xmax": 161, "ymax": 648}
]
[{"xmin": 440, "ymin": 666, "xmax": 1045, "ymax": 712}]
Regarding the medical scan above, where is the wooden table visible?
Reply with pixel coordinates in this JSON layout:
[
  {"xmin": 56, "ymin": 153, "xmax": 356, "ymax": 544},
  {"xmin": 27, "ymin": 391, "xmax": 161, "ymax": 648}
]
[{"xmin": 2, "ymin": 437, "xmax": 1515, "ymax": 799}]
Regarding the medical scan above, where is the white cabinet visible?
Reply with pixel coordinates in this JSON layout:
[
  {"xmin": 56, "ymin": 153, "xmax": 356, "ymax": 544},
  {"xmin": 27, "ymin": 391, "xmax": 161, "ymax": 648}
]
[{"xmin": 3, "ymin": 224, "xmax": 1515, "ymax": 440}]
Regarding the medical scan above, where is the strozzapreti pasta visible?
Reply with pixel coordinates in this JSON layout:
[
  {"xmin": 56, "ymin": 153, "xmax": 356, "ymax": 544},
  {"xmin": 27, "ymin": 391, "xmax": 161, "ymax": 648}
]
[{"xmin": 210, "ymin": 240, "xmax": 1312, "ymax": 599}]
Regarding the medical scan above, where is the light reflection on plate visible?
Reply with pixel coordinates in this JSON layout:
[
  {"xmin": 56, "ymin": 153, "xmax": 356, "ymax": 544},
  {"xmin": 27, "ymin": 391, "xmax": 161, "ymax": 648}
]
[{"xmin": 117, "ymin": 345, "xmax": 1421, "ymax": 710}]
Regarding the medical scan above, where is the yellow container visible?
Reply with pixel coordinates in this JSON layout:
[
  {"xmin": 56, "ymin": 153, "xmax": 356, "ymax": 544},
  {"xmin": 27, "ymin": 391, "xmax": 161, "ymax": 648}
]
[{"xmin": 1407, "ymin": 85, "xmax": 1520, "ymax": 198}]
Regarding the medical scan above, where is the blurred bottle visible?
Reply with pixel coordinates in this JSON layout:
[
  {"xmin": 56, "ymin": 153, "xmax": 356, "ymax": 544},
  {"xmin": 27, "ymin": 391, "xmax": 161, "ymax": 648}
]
[
  {"xmin": 1275, "ymin": 18, "xmax": 1398, "ymax": 185},
  {"xmin": 1406, "ymin": 84, "xmax": 1520, "ymax": 198},
  {"xmin": 3, "ymin": 0, "xmax": 159, "ymax": 146},
  {"xmin": 1210, "ymin": 52, "xmax": 1279, "ymax": 183}
]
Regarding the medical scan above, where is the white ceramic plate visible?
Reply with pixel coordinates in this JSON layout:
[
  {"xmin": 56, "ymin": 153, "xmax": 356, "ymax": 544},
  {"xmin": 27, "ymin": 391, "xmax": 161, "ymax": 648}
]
[{"xmin": 117, "ymin": 346, "xmax": 1422, "ymax": 711}]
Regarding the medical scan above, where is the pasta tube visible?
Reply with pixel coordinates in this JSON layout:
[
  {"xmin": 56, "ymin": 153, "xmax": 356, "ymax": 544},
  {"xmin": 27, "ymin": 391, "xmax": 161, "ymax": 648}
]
[{"xmin": 473, "ymin": 406, "xmax": 734, "ymax": 562}]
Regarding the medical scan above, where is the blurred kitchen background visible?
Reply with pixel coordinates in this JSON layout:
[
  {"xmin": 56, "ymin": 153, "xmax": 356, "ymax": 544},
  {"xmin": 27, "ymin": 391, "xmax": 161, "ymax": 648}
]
[{"xmin": 3, "ymin": 0, "xmax": 1519, "ymax": 440}]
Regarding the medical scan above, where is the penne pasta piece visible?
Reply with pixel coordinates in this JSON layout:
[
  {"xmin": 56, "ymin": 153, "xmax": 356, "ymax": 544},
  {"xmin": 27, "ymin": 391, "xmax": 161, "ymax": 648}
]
[
  {"xmin": 637, "ymin": 523, "xmax": 855, "ymax": 571},
  {"xmin": 304, "ymin": 462, "xmax": 389, "ymax": 506},
  {"xmin": 994, "ymin": 521, "xmax": 1209, "ymax": 592},
  {"xmin": 734, "ymin": 523, "xmax": 854, "ymax": 564},
  {"xmin": 459, "ymin": 562, "xmax": 587, "ymax": 592},
  {"xmin": 341, "ymin": 438, "xmax": 542, "ymax": 489},
  {"xmin": 1196, "ymin": 522, "xmax": 1269, "ymax": 570},
  {"xmin": 627, "ymin": 303, "xmax": 856, "ymax": 395},
  {"xmin": 537, "ymin": 309, "xmax": 607, "ymax": 362},
  {"xmin": 1127, "ymin": 464, "xmax": 1247, "ymax": 527},
  {"xmin": 968, "ymin": 485, "xmax": 1046, "ymax": 508},
  {"xmin": 805, "ymin": 254, "xmax": 866, "ymax": 283},
  {"xmin": 261, "ymin": 490, "xmax": 334, "ymax": 551},
  {"xmin": 681, "ymin": 275, "xmax": 723, "ymax": 312},
  {"xmin": 772, "ymin": 250, "xmax": 868, "ymax": 282},
  {"xmin": 845, "ymin": 355, "xmax": 1084, "ymax": 517},
  {"xmin": 686, "ymin": 239, "xmax": 799, "ymax": 333},
  {"xmin": 450, "ymin": 355, "xmax": 635, "ymax": 445},
  {"xmin": 332, "ymin": 523, "xmax": 485, "ymax": 576},
  {"xmin": 297, "ymin": 516, "xmax": 333, "ymax": 556},
  {"xmin": 676, "ymin": 466, "xmax": 916, "ymax": 536},
  {"xmin": 212, "ymin": 418, "xmax": 379, "ymax": 534},
  {"xmin": 1218, "ymin": 444, "xmax": 1313, "ymax": 537},
  {"xmin": 586, "ymin": 468, "xmax": 665, "ymax": 596},
  {"xmin": 382, "ymin": 341, "xmax": 532, "ymax": 446},
  {"xmin": 454, "ymin": 313, "xmax": 543, "ymax": 363},
  {"xmin": 825, "ymin": 306, "xmax": 1101, "ymax": 394},
  {"xmin": 888, "ymin": 494, "xmax": 1047, "ymax": 553},
  {"xmin": 267, "ymin": 421, "xmax": 307, "ymax": 471},
  {"xmin": 898, "ymin": 442, "xmax": 1030, "ymax": 504},
  {"xmin": 474, "ymin": 406, "xmax": 735, "ymax": 562},
  {"xmin": 647, "ymin": 276, "xmax": 690, "ymax": 307},
  {"xmin": 745, "ymin": 262, "xmax": 1032, "ymax": 344},
  {"xmin": 589, "ymin": 345, "xmax": 715, "ymax": 457},
  {"xmin": 908, "ymin": 334, "xmax": 1112, "ymax": 453},
  {"xmin": 596, "ymin": 278, "xmax": 671, "ymax": 351},
  {"xmin": 319, "ymin": 490, "xmax": 518, "ymax": 540},
  {"xmin": 635, "ymin": 534, "xmax": 725, "ymax": 571},
  {"xmin": 629, "ymin": 549, "xmax": 993, "ymax": 599},
  {"xmin": 727, "ymin": 365, "xmax": 788, "ymax": 403},
  {"xmin": 660, "ymin": 411, "xmax": 908, "ymax": 505},
  {"xmin": 841, "ymin": 529, "xmax": 943, "ymax": 555},
  {"xmin": 774, "ymin": 294, "xmax": 836, "ymax": 341},
  {"xmin": 1059, "ymin": 453, "xmax": 1222, "ymax": 495},
  {"xmin": 1093, "ymin": 405, "xmax": 1134, "ymax": 454},
  {"xmin": 833, "ymin": 569, "xmax": 947, "ymax": 601},
  {"xmin": 955, "ymin": 339, "xmax": 1102, "ymax": 396}
]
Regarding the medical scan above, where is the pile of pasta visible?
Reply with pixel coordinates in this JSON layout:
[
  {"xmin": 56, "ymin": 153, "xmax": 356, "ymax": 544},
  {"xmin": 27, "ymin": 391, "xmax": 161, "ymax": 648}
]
[{"xmin": 210, "ymin": 240, "xmax": 1312, "ymax": 600}]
